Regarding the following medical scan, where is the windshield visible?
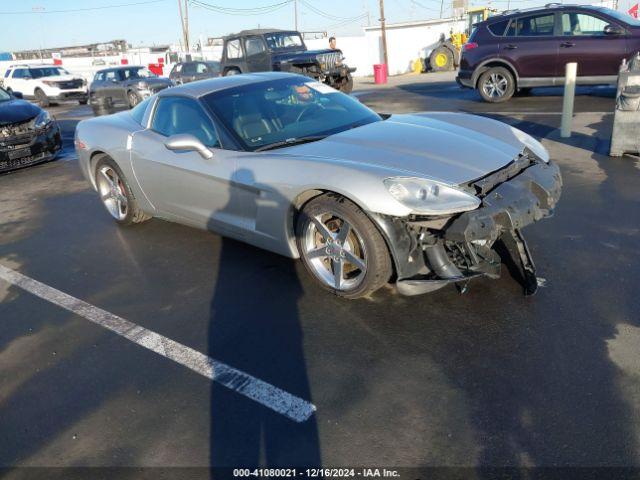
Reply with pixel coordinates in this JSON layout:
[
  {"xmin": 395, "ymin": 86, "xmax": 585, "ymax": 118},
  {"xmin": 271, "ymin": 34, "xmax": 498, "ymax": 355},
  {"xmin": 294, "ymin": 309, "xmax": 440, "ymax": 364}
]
[
  {"xmin": 0, "ymin": 88, "xmax": 11, "ymax": 102},
  {"xmin": 121, "ymin": 67, "xmax": 156, "ymax": 79},
  {"xmin": 595, "ymin": 7, "xmax": 640, "ymax": 26},
  {"xmin": 265, "ymin": 32, "xmax": 304, "ymax": 50},
  {"xmin": 202, "ymin": 77, "xmax": 381, "ymax": 151},
  {"xmin": 29, "ymin": 67, "xmax": 70, "ymax": 78}
]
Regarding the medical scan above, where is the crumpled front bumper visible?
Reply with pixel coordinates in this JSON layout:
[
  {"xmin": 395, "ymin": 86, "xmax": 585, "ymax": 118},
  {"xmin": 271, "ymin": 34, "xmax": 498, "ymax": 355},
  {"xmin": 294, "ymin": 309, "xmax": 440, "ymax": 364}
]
[{"xmin": 373, "ymin": 159, "xmax": 563, "ymax": 296}]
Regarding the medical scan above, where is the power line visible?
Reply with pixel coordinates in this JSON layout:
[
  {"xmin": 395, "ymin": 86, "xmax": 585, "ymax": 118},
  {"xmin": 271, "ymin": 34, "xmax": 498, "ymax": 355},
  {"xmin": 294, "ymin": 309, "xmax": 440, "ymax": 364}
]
[
  {"xmin": 0, "ymin": 0, "xmax": 168, "ymax": 15},
  {"xmin": 189, "ymin": 0, "xmax": 294, "ymax": 15},
  {"xmin": 298, "ymin": 0, "xmax": 369, "ymax": 21}
]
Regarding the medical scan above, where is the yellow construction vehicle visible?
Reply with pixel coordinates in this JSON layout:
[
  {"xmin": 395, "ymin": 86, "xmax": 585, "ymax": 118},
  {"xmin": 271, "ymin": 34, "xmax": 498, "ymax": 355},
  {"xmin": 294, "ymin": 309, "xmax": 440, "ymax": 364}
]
[{"xmin": 427, "ymin": 6, "xmax": 496, "ymax": 72}]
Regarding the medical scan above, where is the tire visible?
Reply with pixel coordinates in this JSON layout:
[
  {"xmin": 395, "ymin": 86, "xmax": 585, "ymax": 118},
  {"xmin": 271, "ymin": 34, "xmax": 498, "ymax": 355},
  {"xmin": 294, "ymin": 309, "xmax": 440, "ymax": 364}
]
[
  {"xmin": 35, "ymin": 88, "xmax": 50, "ymax": 108},
  {"xmin": 79, "ymin": 99, "xmax": 88, "ymax": 105},
  {"xmin": 127, "ymin": 90, "xmax": 141, "ymax": 108},
  {"xmin": 340, "ymin": 73, "xmax": 354, "ymax": 94},
  {"xmin": 94, "ymin": 155, "xmax": 151, "ymax": 226},
  {"xmin": 477, "ymin": 66, "xmax": 515, "ymax": 103},
  {"xmin": 296, "ymin": 193, "xmax": 392, "ymax": 299},
  {"xmin": 224, "ymin": 68, "xmax": 241, "ymax": 76},
  {"xmin": 429, "ymin": 46, "xmax": 454, "ymax": 72}
]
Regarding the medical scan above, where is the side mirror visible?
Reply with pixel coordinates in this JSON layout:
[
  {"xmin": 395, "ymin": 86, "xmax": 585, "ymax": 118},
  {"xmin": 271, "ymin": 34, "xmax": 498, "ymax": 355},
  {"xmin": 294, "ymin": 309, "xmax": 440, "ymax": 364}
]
[
  {"xmin": 164, "ymin": 133, "xmax": 214, "ymax": 160},
  {"xmin": 604, "ymin": 24, "xmax": 624, "ymax": 35},
  {"xmin": 12, "ymin": 91, "xmax": 23, "ymax": 99}
]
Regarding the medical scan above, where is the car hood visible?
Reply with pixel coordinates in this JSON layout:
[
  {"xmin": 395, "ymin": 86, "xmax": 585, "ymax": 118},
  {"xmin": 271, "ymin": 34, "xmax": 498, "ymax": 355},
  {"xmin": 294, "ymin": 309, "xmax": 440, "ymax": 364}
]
[
  {"xmin": 0, "ymin": 99, "xmax": 42, "ymax": 125},
  {"xmin": 40, "ymin": 74, "xmax": 83, "ymax": 81},
  {"xmin": 283, "ymin": 113, "xmax": 529, "ymax": 185}
]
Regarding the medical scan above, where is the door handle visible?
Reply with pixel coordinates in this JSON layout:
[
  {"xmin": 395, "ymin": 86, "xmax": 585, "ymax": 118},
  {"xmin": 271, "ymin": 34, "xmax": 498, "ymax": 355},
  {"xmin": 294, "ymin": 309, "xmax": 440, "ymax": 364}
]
[
  {"xmin": 561, "ymin": 41, "xmax": 575, "ymax": 48},
  {"xmin": 504, "ymin": 44, "xmax": 518, "ymax": 50}
]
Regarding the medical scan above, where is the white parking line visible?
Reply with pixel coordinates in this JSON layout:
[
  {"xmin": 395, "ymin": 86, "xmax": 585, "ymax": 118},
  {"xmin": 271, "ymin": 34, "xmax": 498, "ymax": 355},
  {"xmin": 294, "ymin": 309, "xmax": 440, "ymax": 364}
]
[{"xmin": 0, "ymin": 264, "xmax": 316, "ymax": 423}]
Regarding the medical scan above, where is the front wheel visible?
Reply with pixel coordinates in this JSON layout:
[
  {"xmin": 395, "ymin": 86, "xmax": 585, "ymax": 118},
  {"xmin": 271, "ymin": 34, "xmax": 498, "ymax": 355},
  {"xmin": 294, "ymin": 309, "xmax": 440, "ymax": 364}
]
[
  {"xmin": 127, "ymin": 90, "xmax": 141, "ymax": 108},
  {"xmin": 35, "ymin": 88, "xmax": 50, "ymax": 107},
  {"xmin": 296, "ymin": 193, "xmax": 392, "ymax": 299},
  {"xmin": 477, "ymin": 66, "xmax": 515, "ymax": 103},
  {"xmin": 340, "ymin": 73, "xmax": 353, "ymax": 94},
  {"xmin": 94, "ymin": 156, "xmax": 151, "ymax": 226},
  {"xmin": 430, "ymin": 46, "xmax": 454, "ymax": 71}
]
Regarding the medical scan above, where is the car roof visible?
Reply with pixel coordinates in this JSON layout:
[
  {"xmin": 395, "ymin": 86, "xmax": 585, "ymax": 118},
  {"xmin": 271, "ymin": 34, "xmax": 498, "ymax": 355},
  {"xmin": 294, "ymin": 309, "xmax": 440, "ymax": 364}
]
[
  {"xmin": 490, "ymin": 3, "xmax": 610, "ymax": 21},
  {"xmin": 96, "ymin": 65, "xmax": 145, "ymax": 73},
  {"xmin": 228, "ymin": 28, "xmax": 297, "ymax": 38},
  {"xmin": 157, "ymin": 71, "xmax": 301, "ymax": 98}
]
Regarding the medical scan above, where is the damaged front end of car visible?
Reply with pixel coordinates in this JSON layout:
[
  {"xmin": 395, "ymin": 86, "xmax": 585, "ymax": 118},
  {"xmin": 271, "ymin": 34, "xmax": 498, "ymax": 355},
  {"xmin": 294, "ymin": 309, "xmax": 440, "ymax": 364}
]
[{"xmin": 372, "ymin": 149, "xmax": 563, "ymax": 296}]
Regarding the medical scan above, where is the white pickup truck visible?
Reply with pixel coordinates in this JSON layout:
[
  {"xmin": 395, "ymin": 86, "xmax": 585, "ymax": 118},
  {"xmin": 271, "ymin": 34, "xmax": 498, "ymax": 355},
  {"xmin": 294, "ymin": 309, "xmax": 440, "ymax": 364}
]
[{"xmin": 2, "ymin": 64, "xmax": 88, "ymax": 107}]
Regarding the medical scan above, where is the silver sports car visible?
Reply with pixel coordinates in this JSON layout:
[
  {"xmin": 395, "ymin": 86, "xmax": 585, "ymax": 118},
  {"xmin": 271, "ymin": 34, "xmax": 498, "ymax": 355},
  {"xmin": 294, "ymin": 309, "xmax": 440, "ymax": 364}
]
[{"xmin": 75, "ymin": 72, "xmax": 562, "ymax": 298}]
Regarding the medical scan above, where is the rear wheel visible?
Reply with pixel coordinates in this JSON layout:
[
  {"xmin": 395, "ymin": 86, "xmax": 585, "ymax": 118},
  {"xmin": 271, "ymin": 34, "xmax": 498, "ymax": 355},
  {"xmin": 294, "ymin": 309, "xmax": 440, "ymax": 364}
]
[
  {"xmin": 35, "ymin": 88, "xmax": 50, "ymax": 107},
  {"xmin": 94, "ymin": 156, "xmax": 151, "ymax": 226},
  {"xmin": 477, "ymin": 66, "xmax": 515, "ymax": 103},
  {"xmin": 430, "ymin": 46, "xmax": 454, "ymax": 71},
  {"xmin": 296, "ymin": 193, "xmax": 392, "ymax": 299}
]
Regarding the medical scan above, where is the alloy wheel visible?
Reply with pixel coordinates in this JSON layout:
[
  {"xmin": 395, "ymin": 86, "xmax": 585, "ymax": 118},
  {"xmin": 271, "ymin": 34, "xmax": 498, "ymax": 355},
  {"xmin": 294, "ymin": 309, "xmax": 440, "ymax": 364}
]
[
  {"xmin": 303, "ymin": 212, "xmax": 367, "ymax": 290},
  {"xmin": 96, "ymin": 166, "xmax": 128, "ymax": 221},
  {"xmin": 482, "ymin": 73, "xmax": 508, "ymax": 99},
  {"xmin": 128, "ymin": 91, "xmax": 140, "ymax": 107}
]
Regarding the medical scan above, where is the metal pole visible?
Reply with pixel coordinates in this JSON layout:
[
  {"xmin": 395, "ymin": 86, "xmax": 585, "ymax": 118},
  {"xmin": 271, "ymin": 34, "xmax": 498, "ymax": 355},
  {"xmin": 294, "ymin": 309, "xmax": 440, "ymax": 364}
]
[
  {"xmin": 379, "ymin": 0, "xmax": 389, "ymax": 72},
  {"xmin": 561, "ymin": 62, "xmax": 577, "ymax": 138},
  {"xmin": 439, "ymin": 0, "xmax": 444, "ymax": 18},
  {"xmin": 294, "ymin": 0, "xmax": 298, "ymax": 30},
  {"xmin": 184, "ymin": 0, "xmax": 190, "ymax": 52},
  {"xmin": 178, "ymin": 0, "xmax": 186, "ymax": 54}
]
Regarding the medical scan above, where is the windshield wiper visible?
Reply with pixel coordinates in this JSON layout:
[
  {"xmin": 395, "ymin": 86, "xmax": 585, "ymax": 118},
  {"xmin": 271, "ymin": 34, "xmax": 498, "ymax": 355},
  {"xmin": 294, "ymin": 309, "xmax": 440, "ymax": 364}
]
[{"xmin": 254, "ymin": 135, "xmax": 327, "ymax": 152}]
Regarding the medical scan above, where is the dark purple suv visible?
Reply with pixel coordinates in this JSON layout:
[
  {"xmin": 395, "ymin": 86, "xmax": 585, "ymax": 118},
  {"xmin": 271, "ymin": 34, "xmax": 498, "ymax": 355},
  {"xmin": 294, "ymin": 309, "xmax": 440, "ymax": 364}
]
[{"xmin": 457, "ymin": 4, "xmax": 640, "ymax": 102}]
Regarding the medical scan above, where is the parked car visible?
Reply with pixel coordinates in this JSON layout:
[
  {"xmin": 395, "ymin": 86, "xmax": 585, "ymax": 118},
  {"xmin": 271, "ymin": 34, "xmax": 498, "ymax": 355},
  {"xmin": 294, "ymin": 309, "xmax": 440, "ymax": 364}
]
[
  {"xmin": 2, "ymin": 64, "xmax": 88, "ymax": 107},
  {"xmin": 88, "ymin": 66, "xmax": 173, "ymax": 116},
  {"xmin": 220, "ymin": 29, "xmax": 355, "ymax": 93},
  {"xmin": 0, "ymin": 87, "xmax": 62, "ymax": 174},
  {"xmin": 169, "ymin": 60, "xmax": 221, "ymax": 85},
  {"xmin": 457, "ymin": 4, "xmax": 640, "ymax": 102},
  {"xmin": 75, "ymin": 73, "xmax": 562, "ymax": 298}
]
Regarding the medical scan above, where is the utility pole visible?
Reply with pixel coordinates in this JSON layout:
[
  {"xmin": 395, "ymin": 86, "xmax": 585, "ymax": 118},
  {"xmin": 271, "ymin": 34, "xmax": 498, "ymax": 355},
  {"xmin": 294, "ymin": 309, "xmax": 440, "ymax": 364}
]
[
  {"xmin": 294, "ymin": 0, "xmax": 299, "ymax": 31},
  {"xmin": 184, "ymin": 0, "xmax": 190, "ymax": 52},
  {"xmin": 178, "ymin": 0, "xmax": 189, "ymax": 53},
  {"xmin": 379, "ymin": 0, "xmax": 389, "ymax": 69},
  {"xmin": 439, "ymin": 0, "xmax": 444, "ymax": 18}
]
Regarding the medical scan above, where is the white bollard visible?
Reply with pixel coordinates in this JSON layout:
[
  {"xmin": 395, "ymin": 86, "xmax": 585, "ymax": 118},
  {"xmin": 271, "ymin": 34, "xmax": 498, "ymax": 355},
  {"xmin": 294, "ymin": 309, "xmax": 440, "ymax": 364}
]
[{"xmin": 561, "ymin": 62, "xmax": 577, "ymax": 138}]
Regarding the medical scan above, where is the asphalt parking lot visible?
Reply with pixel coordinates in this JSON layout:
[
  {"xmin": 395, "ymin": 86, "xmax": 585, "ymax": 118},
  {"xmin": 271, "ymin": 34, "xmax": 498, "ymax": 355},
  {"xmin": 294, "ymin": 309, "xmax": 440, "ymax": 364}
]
[{"xmin": 1, "ymin": 72, "xmax": 639, "ymax": 475}]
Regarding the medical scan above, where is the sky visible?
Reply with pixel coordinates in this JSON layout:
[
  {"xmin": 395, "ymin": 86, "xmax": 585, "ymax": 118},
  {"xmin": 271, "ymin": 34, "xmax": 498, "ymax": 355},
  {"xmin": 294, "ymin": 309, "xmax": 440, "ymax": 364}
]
[{"xmin": 0, "ymin": 0, "xmax": 632, "ymax": 52}]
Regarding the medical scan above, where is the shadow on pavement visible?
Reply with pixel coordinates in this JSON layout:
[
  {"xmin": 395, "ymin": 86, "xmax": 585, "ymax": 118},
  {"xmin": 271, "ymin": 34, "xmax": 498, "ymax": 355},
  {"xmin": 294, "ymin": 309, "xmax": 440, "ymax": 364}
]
[{"xmin": 208, "ymin": 169, "xmax": 321, "ymax": 468}]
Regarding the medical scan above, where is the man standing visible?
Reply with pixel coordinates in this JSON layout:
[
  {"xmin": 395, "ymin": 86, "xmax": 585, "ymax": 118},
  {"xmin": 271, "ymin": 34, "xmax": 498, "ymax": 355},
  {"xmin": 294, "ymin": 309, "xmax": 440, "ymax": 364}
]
[{"xmin": 329, "ymin": 36, "xmax": 336, "ymax": 49}]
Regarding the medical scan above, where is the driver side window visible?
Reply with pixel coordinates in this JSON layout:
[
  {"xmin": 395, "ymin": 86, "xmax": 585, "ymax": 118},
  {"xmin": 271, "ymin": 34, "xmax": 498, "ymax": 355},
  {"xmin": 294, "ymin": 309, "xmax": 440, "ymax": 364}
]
[{"xmin": 151, "ymin": 96, "xmax": 220, "ymax": 148}]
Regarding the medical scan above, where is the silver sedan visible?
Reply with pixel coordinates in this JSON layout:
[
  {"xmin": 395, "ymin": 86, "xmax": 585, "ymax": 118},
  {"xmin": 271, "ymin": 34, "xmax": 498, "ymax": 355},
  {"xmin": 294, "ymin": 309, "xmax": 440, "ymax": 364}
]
[{"xmin": 75, "ymin": 72, "xmax": 562, "ymax": 298}]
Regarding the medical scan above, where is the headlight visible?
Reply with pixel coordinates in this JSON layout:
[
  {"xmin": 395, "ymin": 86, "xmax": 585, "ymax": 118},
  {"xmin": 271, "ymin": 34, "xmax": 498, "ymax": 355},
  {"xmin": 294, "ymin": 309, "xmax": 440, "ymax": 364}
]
[
  {"xmin": 510, "ymin": 126, "xmax": 549, "ymax": 163},
  {"xmin": 34, "ymin": 110, "xmax": 52, "ymax": 129},
  {"xmin": 384, "ymin": 177, "xmax": 480, "ymax": 215}
]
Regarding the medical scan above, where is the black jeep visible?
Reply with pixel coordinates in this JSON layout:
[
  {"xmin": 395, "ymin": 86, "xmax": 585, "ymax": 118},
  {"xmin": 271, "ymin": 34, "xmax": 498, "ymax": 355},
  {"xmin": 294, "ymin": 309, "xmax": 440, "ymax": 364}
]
[{"xmin": 220, "ymin": 29, "xmax": 355, "ymax": 93}]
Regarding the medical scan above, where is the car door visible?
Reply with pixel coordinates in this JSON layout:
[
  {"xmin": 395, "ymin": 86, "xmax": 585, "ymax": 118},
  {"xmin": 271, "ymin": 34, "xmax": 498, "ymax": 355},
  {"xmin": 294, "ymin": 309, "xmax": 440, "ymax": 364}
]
[
  {"xmin": 244, "ymin": 36, "xmax": 271, "ymax": 72},
  {"xmin": 500, "ymin": 12, "xmax": 560, "ymax": 80},
  {"xmin": 556, "ymin": 10, "xmax": 628, "ymax": 78},
  {"xmin": 180, "ymin": 62, "xmax": 197, "ymax": 83},
  {"xmin": 9, "ymin": 68, "xmax": 31, "ymax": 96},
  {"xmin": 130, "ymin": 95, "xmax": 245, "ymax": 235},
  {"xmin": 102, "ymin": 70, "xmax": 127, "ymax": 108},
  {"xmin": 194, "ymin": 62, "xmax": 213, "ymax": 81}
]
